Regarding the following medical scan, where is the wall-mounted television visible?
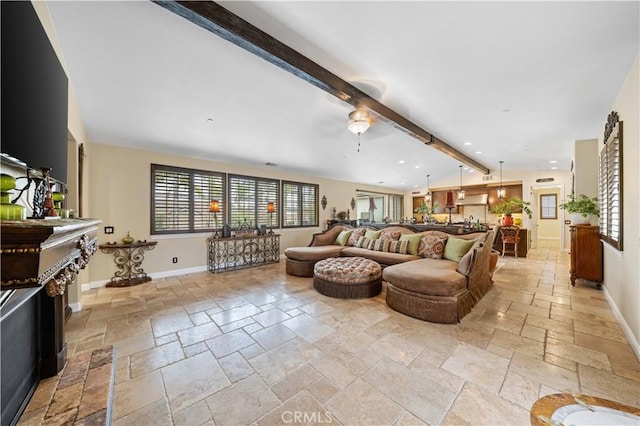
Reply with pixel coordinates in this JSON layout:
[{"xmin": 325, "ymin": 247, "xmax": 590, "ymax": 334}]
[{"xmin": 1, "ymin": 1, "xmax": 69, "ymax": 184}]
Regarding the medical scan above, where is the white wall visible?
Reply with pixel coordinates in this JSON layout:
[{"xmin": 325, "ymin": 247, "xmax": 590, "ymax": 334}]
[
  {"xmin": 601, "ymin": 52, "xmax": 640, "ymax": 355},
  {"xmin": 574, "ymin": 139, "xmax": 599, "ymax": 197}
]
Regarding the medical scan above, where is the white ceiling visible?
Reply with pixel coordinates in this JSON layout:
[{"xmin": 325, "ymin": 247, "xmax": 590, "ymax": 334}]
[{"xmin": 48, "ymin": 1, "xmax": 638, "ymax": 190}]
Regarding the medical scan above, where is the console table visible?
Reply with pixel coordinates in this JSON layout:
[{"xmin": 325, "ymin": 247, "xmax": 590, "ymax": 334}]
[
  {"xmin": 208, "ymin": 234, "xmax": 280, "ymax": 273},
  {"xmin": 98, "ymin": 240, "xmax": 157, "ymax": 287}
]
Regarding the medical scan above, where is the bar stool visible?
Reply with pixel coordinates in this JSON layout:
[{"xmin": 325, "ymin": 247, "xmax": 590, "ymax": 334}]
[{"xmin": 500, "ymin": 226, "xmax": 520, "ymax": 257}]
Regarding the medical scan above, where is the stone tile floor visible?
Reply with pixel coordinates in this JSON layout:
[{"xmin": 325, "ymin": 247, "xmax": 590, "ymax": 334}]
[{"xmin": 21, "ymin": 240, "xmax": 640, "ymax": 425}]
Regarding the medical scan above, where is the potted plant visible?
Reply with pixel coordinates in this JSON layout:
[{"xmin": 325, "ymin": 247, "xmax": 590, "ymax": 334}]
[
  {"xmin": 416, "ymin": 200, "xmax": 430, "ymax": 223},
  {"xmin": 490, "ymin": 197, "xmax": 532, "ymax": 226},
  {"xmin": 559, "ymin": 194, "xmax": 599, "ymax": 224}
]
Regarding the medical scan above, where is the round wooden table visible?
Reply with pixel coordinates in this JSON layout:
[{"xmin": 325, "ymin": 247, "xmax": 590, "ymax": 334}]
[{"xmin": 530, "ymin": 393, "xmax": 639, "ymax": 425}]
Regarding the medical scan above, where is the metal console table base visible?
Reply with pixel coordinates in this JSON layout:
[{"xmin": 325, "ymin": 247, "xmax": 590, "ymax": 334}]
[{"xmin": 208, "ymin": 234, "xmax": 280, "ymax": 273}]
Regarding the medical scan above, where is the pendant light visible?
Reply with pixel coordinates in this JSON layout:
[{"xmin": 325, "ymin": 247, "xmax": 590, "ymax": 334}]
[
  {"xmin": 457, "ymin": 165, "xmax": 465, "ymax": 200},
  {"xmin": 424, "ymin": 174, "xmax": 432, "ymax": 204},
  {"xmin": 497, "ymin": 161, "xmax": 506, "ymax": 198}
]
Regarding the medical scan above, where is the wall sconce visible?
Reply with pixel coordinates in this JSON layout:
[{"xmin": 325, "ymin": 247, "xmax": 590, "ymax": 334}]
[
  {"xmin": 457, "ymin": 165, "xmax": 465, "ymax": 200},
  {"xmin": 209, "ymin": 199, "xmax": 220, "ymax": 238},
  {"xmin": 321, "ymin": 195, "xmax": 327, "ymax": 210},
  {"xmin": 267, "ymin": 201, "xmax": 275, "ymax": 234},
  {"xmin": 350, "ymin": 197, "xmax": 356, "ymax": 210}
]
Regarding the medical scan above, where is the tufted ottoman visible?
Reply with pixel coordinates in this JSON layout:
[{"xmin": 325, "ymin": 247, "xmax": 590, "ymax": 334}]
[{"xmin": 313, "ymin": 257, "xmax": 382, "ymax": 299}]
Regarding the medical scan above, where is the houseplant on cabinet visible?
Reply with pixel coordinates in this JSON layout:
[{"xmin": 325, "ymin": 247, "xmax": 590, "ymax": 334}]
[
  {"xmin": 490, "ymin": 197, "xmax": 533, "ymax": 226},
  {"xmin": 559, "ymin": 194, "xmax": 599, "ymax": 224}
]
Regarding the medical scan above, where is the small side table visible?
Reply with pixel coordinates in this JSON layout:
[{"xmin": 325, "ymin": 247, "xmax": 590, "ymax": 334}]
[{"xmin": 98, "ymin": 240, "xmax": 158, "ymax": 287}]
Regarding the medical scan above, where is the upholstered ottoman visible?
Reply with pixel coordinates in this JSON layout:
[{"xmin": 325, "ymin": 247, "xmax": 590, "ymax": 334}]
[{"xmin": 313, "ymin": 257, "xmax": 382, "ymax": 299}]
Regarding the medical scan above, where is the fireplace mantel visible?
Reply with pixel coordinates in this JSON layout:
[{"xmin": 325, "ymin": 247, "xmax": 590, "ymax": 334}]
[{"xmin": 0, "ymin": 217, "xmax": 100, "ymax": 426}]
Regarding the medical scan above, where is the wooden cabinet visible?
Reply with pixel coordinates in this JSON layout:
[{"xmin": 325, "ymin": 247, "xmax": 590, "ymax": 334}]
[
  {"xmin": 570, "ymin": 225, "xmax": 603, "ymax": 288},
  {"xmin": 488, "ymin": 184, "xmax": 523, "ymax": 210}
]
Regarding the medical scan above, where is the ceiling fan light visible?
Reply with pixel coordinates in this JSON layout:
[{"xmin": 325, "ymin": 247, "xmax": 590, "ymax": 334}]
[
  {"xmin": 348, "ymin": 120, "xmax": 369, "ymax": 135},
  {"xmin": 348, "ymin": 110, "xmax": 371, "ymax": 135}
]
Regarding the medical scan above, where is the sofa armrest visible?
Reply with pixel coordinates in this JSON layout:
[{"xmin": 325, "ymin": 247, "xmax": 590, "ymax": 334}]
[
  {"xmin": 465, "ymin": 231, "xmax": 493, "ymax": 296},
  {"xmin": 309, "ymin": 225, "xmax": 350, "ymax": 246}
]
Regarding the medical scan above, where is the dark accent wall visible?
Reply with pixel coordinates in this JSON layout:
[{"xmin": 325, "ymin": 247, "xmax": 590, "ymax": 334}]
[{"xmin": 1, "ymin": 1, "xmax": 69, "ymax": 183}]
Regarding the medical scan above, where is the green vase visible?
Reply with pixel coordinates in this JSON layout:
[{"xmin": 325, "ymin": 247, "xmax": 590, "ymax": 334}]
[{"xmin": 0, "ymin": 202, "xmax": 25, "ymax": 220}]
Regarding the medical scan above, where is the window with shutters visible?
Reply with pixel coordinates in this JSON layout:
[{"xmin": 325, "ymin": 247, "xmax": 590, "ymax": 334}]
[
  {"xmin": 599, "ymin": 112, "xmax": 623, "ymax": 251},
  {"xmin": 282, "ymin": 181, "xmax": 319, "ymax": 228},
  {"xmin": 151, "ymin": 164, "xmax": 225, "ymax": 234},
  {"xmin": 228, "ymin": 175, "xmax": 279, "ymax": 229}
]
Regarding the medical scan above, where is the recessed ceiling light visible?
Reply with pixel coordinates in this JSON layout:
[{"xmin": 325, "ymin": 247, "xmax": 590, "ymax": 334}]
[
  {"xmin": 206, "ymin": 118, "xmax": 214, "ymax": 122},
  {"xmin": 414, "ymin": 165, "xmax": 420, "ymax": 169},
  {"xmin": 265, "ymin": 162, "xmax": 278, "ymax": 167},
  {"xmin": 463, "ymin": 167, "xmax": 469, "ymax": 170},
  {"xmin": 398, "ymin": 160, "xmax": 405, "ymax": 164},
  {"xmin": 468, "ymin": 169, "xmax": 475, "ymax": 173},
  {"xmin": 378, "ymin": 181, "xmax": 384, "ymax": 184},
  {"xmin": 413, "ymin": 185, "xmax": 418, "ymax": 188},
  {"xmin": 551, "ymin": 167, "xmax": 557, "ymax": 170},
  {"xmin": 503, "ymin": 109, "xmax": 511, "ymax": 113},
  {"xmin": 549, "ymin": 160, "xmax": 557, "ymax": 164},
  {"xmin": 400, "ymin": 182, "xmax": 405, "ymax": 185},
  {"xmin": 475, "ymin": 151, "xmax": 482, "ymax": 154},
  {"xmin": 464, "ymin": 142, "xmax": 472, "ymax": 146}
]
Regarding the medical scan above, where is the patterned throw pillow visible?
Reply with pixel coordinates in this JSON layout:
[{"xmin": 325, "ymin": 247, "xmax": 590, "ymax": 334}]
[
  {"xmin": 347, "ymin": 228, "xmax": 366, "ymax": 246},
  {"xmin": 385, "ymin": 240, "xmax": 409, "ymax": 254},
  {"xmin": 355, "ymin": 236, "xmax": 374, "ymax": 249},
  {"xmin": 370, "ymin": 238, "xmax": 409, "ymax": 254},
  {"xmin": 417, "ymin": 235, "xmax": 448, "ymax": 259},
  {"xmin": 380, "ymin": 229, "xmax": 402, "ymax": 241}
]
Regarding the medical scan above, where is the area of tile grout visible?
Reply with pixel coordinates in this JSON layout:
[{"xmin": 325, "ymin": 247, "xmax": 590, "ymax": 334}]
[{"xmin": 19, "ymin": 240, "xmax": 640, "ymax": 425}]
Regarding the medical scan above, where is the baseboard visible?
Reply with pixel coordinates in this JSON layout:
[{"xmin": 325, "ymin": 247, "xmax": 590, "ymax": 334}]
[
  {"xmin": 149, "ymin": 265, "xmax": 208, "ymax": 279},
  {"xmin": 69, "ymin": 302, "xmax": 83, "ymax": 312},
  {"xmin": 602, "ymin": 285, "xmax": 640, "ymax": 361},
  {"xmin": 82, "ymin": 265, "xmax": 209, "ymax": 291},
  {"xmin": 81, "ymin": 280, "xmax": 109, "ymax": 292}
]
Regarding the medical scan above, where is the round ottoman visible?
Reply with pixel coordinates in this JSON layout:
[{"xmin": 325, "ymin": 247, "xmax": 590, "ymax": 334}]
[{"xmin": 313, "ymin": 257, "xmax": 382, "ymax": 299}]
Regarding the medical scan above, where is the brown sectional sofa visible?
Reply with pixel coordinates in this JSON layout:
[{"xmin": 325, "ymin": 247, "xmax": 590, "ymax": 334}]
[{"xmin": 284, "ymin": 225, "xmax": 496, "ymax": 323}]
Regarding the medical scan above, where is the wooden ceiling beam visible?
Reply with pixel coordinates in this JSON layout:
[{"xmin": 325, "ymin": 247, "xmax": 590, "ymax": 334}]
[{"xmin": 153, "ymin": 0, "xmax": 491, "ymax": 174}]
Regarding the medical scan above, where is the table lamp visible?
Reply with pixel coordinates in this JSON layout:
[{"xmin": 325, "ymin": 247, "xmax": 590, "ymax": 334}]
[
  {"xmin": 267, "ymin": 201, "xmax": 275, "ymax": 234},
  {"xmin": 209, "ymin": 199, "xmax": 220, "ymax": 238},
  {"xmin": 445, "ymin": 191, "xmax": 455, "ymax": 225}
]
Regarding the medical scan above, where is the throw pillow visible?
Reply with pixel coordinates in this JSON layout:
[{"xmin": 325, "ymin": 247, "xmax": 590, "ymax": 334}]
[
  {"xmin": 334, "ymin": 230, "xmax": 353, "ymax": 246},
  {"xmin": 356, "ymin": 236, "xmax": 374, "ymax": 249},
  {"xmin": 385, "ymin": 239, "xmax": 409, "ymax": 254},
  {"xmin": 380, "ymin": 229, "xmax": 401, "ymax": 241},
  {"xmin": 456, "ymin": 239, "xmax": 482, "ymax": 275},
  {"xmin": 364, "ymin": 229, "xmax": 382, "ymax": 240},
  {"xmin": 371, "ymin": 238, "xmax": 389, "ymax": 252},
  {"xmin": 443, "ymin": 237, "xmax": 476, "ymax": 262},
  {"xmin": 347, "ymin": 228, "xmax": 366, "ymax": 246},
  {"xmin": 399, "ymin": 233, "xmax": 423, "ymax": 256},
  {"xmin": 417, "ymin": 234, "xmax": 448, "ymax": 259}
]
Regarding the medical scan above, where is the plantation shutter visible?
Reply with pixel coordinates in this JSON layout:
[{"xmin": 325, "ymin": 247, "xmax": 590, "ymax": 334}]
[
  {"xmin": 599, "ymin": 113, "xmax": 623, "ymax": 251},
  {"xmin": 151, "ymin": 164, "xmax": 224, "ymax": 234},
  {"xmin": 283, "ymin": 181, "xmax": 319, "ymax": 228}
]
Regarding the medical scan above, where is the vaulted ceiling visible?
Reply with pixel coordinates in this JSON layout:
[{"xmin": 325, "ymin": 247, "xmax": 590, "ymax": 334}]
[{"xmin": 48, "ymin": 1, "xmax": 638, "ymax": 190}]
